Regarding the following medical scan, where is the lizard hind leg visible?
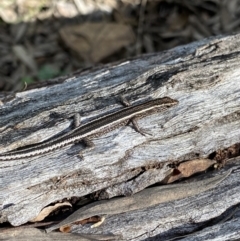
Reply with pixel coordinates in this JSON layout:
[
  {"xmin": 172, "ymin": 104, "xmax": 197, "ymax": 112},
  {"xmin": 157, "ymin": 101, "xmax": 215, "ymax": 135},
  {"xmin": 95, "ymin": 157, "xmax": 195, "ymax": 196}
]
[
  {"xmin": 83, "ymin": 138, "xmax": 94, "ymax": 148},
  {"xmin": 75, "ymin": 138, "xmax": 94, "ymax": 159},
  {"xmin": 131, "ymin": 118, "xmax": 150, "ymax": 136},
  {"xmin": 120, "ymin": 96, "xmax": 151, "ymax": 136}
]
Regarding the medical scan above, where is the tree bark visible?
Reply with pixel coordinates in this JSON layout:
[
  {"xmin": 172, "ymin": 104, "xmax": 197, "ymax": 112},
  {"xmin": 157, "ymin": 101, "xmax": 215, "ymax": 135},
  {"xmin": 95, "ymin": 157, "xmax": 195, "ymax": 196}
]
[{"xmin": 0, "ymin": 33, "xmax": 240, "ymax": 240}]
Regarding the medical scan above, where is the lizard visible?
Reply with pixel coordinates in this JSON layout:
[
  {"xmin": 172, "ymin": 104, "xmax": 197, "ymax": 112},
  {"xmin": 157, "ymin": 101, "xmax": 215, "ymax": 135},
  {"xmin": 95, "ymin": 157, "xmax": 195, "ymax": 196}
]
[{"xmin": 0, "ymin": 97, "xmax": 178, "ymax": 160}]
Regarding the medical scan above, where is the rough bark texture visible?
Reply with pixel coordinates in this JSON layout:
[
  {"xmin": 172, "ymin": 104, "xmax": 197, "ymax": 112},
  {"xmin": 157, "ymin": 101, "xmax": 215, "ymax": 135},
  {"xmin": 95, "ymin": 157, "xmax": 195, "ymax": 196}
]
[{"xmin": 0, "ymin": 33, "xmax": 240, "ymax": 240}]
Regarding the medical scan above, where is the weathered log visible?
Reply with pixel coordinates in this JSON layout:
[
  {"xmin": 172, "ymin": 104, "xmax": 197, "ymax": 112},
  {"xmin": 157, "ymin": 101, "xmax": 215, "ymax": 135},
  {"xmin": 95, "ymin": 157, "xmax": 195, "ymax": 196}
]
[{"xmin": 0, "ymin": 33, "xmax": 240, "ymax": 240}]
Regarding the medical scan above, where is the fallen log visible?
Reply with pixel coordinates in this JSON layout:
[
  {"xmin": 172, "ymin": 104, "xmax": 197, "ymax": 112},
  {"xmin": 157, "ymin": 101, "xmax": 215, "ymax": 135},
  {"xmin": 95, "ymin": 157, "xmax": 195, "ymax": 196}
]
[{"xmin": 0, "ymin": 33, "xmax": 240, "ymax": 240}]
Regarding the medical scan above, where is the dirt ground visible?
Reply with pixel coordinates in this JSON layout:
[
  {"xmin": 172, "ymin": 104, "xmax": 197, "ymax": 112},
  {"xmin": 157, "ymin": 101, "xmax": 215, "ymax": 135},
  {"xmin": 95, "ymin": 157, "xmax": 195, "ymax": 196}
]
[{"xmin": 0, "ymin": 0, "xmax": 239, "ymax": 91}]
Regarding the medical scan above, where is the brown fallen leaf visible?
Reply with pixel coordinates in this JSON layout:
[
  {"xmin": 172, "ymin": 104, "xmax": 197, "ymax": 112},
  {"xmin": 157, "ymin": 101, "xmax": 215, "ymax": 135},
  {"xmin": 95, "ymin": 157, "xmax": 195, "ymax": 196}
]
[
  {"xmin": 59, "ymin": 225, "xmax": 71, "ymax": 233},
  {"xmin": 30, "ymin": 202, "xmax": 72, "ymax": 222},
  {"xmin": 60, "ymin": 23, "xmax": 135, "ymax": 63},
  {"xmin": 167, "ymin": 159, "xmax": 216, "ymax": 183},
  {"xmin": 59, "ymin": 216, "xmax": 102, "ymax": 233}
]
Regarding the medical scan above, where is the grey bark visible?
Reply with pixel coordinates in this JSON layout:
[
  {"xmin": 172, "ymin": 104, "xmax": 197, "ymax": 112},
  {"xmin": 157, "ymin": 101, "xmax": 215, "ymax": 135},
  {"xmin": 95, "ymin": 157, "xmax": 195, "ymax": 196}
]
[{"xmin": 0, "ymin": 33, "xmax": 240, "ymax": 240}]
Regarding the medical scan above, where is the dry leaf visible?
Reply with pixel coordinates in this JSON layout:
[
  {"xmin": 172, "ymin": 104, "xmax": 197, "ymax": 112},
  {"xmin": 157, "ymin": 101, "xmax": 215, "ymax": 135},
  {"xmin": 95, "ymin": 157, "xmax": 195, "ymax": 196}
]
[
  {"xmin": 59, "ymin": 225, "xmax": 71, "ymax": 233},
  {"xmin": 59, "ymin": 216, "xmax": 102, "ymax": 233},
  {"xmin": 167, "ymin": 159, "xmax": 216, "ymax": 183},
  {"xmin": 30, "ymin": 202, "xmax": 72, "ymax": 222},
  {"xmin": 60, "ymin": 23, "xmax": 135, "ymax": 63}
]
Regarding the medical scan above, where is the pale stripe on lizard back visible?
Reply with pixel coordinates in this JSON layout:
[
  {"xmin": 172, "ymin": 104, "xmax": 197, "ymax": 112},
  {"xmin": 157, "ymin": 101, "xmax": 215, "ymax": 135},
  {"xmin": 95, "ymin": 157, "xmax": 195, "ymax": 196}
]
[{"xmin": 0, "ymin": 97, "xmax": 178, "ymax": 160}]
